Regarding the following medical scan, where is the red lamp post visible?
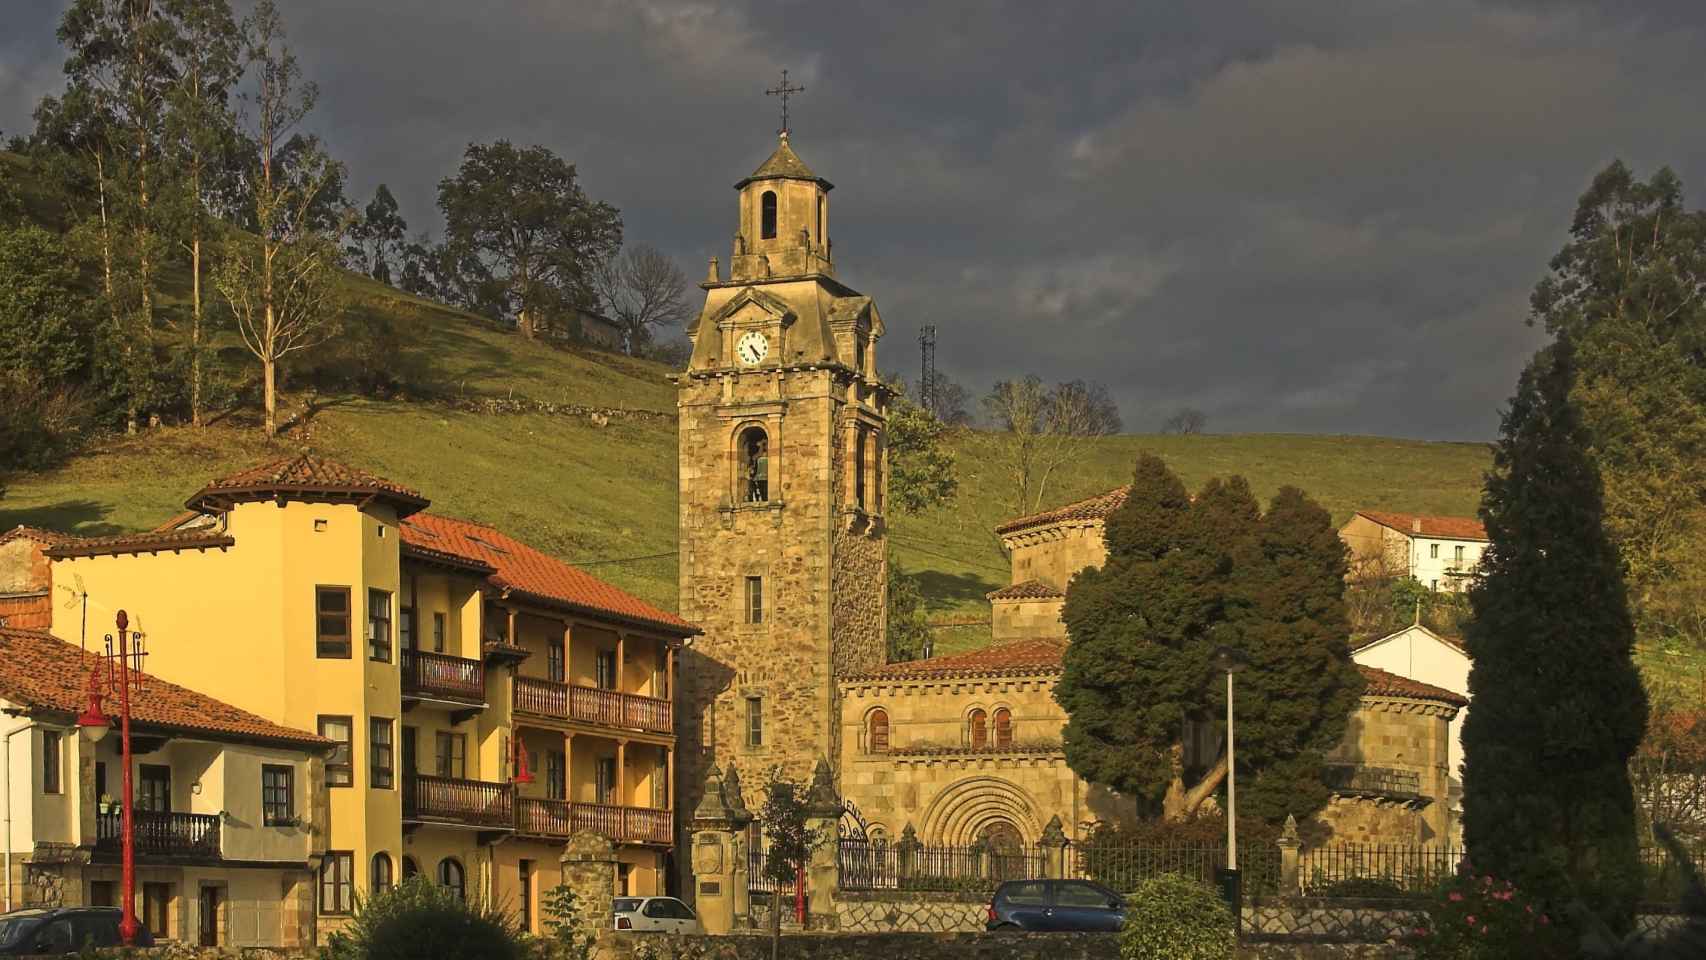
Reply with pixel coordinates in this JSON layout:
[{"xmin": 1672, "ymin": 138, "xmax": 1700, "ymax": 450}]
[{"xmin": 76, "ymin": 610, "xmax": 141, "ymax": 946}]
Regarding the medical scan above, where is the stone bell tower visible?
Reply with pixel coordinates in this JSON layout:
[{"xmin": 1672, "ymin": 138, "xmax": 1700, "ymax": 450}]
[{"xmin": 676, "ymin": 131, "xmax": 889, "ymax": 813}]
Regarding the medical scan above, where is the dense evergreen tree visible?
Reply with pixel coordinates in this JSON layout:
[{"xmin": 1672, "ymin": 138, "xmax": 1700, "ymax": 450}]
[
  {"xmin": 1058, "ymin": 454, "xmax": 1360, "ymax": 823},
  {"xmin": 1461, "ymin": 339, "xmax": 1647, "ymax": 935}
]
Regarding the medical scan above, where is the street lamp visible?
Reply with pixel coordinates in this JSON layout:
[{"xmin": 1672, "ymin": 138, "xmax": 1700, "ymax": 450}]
[
  {"xmin": 76, "ymin": 610, "xmax": 142, "ymax": 946},
  {"xmin": 1213, "ymin": 645, "xmax": 1247, "ymax": 880}
]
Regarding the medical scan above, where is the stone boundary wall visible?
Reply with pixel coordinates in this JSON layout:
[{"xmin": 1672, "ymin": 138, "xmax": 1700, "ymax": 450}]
[
  {"xmin": 834, "ymin": 889, "xmax": 988, "ymax": 933},
  {"xmin": 1243, "ymin": 897, "xmax": 1423, "ymax": 942},
  {"xmin": 606, "ymin": 933, "xmax": 1410, "ymax": 960},
  {"xmin": 441, "ymin": 396, "xmax": 673, "ymax": 424}
]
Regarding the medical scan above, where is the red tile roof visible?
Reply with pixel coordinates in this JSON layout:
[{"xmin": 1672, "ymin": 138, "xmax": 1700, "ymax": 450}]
[
  {"xmin": 186, "ymin": 454, "xmax": 429, "ymax": 518},
  {"xmin": 1357, "ymin": 665, "xmax": 1469, "ymax": 707},
  {"xmin": 995, "ymin": 487, "xmax": 1130, "ymax": 536},
  {"xmin": 44, "ymin": 528, "xmax": 235, "ymax": 560},
  {"xmin": 0, "ymin": 627, "xmax": 330, "ymax": 749},
  {"xmin": 399, "ymin": 513, "xmax": 697, "ymax": 636},
  {"xmin": 1355, "ymin": 511, "xmax": 1487, "ymax": 542},
  {"xmin": 0, "ymin": 526, "xmax": 73, "ymax": 546},
  {"xmin": 844, "ymin": 639, "xmax": 1068, "ymax": 681},
  {"xmin": 987, "ymin": 579, "xmax": 1065, "ymax": 601}
]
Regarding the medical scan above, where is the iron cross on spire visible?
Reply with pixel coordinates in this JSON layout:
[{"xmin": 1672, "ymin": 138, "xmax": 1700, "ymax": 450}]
[{"xmin": 765, "ymin": 69, "xmax": 805, "ymax": 135}]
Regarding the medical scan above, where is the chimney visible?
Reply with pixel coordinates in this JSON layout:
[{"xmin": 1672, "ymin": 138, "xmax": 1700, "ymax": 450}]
[{"xmin": 1411, "ymin": 519, "xmax": 1422, "ymax": 534}]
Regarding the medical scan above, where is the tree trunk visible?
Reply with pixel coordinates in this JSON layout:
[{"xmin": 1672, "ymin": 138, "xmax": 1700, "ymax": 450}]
[
  {"xmin": 263, "ymin": 352, "xmax": 277, "ymax": 439},
  {"xmin": 519, "ymin": 307, "xmax": 535, "ymax": 340},
  {"xmin": 191, "ymin": 229, "xmax": 203, "ymax": 427},
  {"xmin": 1162, "ymin": 753, "xmax": 1229, "ymax": 821},
  {"xmin": 770, "ymin": 890, "xmax": 780, "ymax": 960},
  {"xmin": 93, "ymin": 155, "xmax": 136, "ymax": 436}
]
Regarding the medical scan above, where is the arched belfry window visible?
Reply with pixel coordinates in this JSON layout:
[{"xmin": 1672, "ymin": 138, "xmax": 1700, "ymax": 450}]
[
  {"xmin": 740, "ymin": 427, "xmax": 769, "ymax": 502},
  {"xmin": 968, "ymin": 709, "xmax": 988, "ymax": 750},
  {"xmin": 761, "ymin": 191, "xmax": 778, "ymax": 240},
  {"xmin": 868, "ymin": 709, "xmax": 890, "ymax": 753},
  {"xmin": 994, "ymin": 708, "xmax": 1013, "ymax": 749},
  {"xmin": 815, "ymin": 196, "xmax": 824, "ymax": 244}
]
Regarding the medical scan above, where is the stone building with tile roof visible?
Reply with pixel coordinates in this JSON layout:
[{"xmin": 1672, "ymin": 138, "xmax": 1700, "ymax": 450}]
[
  {"xmin": 38, "ymin": 454, "xmax": 697, "ymax": 941},
  {"xmin": 1339, "ymin": 509, "xmax": 1490, "ymax": 593},
  {"xmin": 0, "ymin": 627, "xmax": 329, "ymax": 946},
  {"xmin": 831, "ymin": 485, "xmax": 1468, "ymax": 854}
]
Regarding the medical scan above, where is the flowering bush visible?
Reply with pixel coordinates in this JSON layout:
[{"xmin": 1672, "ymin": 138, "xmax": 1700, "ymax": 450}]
[
  {"xmin": 1409, "ymin": 871, "xmax": 1571, "ymax": 960},
  {"xmin": 1120, "ymin": 873, "xmax": 1235, "ymax": 960}
]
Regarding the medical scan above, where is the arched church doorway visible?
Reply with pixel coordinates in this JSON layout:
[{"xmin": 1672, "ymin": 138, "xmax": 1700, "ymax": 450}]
[{"xmin": 977, "ymin": 820, "xmax": 1027, "ymax": 881}]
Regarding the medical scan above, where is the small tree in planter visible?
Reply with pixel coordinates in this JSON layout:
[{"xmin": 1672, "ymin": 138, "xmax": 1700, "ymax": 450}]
[{"xmin": 756, "ymin": 769, "xmax": 828, "ymax": 960}]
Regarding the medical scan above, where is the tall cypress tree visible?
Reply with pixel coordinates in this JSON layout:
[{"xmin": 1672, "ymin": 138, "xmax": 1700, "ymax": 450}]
[
  {"xmin": 1461, "ymin": 338, "xmax": 1647, "ymax": 933},
  {"xmin": 1058, "ymin": 456, "xmax": 1361, "ymax": 823}
]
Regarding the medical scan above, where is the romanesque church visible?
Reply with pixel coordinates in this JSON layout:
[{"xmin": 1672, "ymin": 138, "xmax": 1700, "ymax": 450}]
[{"xmin": 677, "ymin": 133, "xmax": 1466, "ymax": 876}]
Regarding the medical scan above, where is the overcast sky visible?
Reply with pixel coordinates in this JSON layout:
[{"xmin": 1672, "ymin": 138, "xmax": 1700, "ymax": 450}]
[{"xmin": 6, "ymin": 1, "xmax": 1706, "ymax": 440}]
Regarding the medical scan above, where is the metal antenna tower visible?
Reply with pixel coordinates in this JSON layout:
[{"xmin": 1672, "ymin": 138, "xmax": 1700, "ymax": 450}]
[{"xmin": 919, "ymin": 324, "xmax": 937, "ymax": 412}]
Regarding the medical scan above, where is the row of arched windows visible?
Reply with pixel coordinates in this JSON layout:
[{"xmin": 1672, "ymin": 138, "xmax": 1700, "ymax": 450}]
[
  {"xmin": 864, "ymin": 707, "xmax": 1014, "ymax": 753},
  {"xmin": 370, "ymin": 852, "xmax": 463, "ymax": 899}
]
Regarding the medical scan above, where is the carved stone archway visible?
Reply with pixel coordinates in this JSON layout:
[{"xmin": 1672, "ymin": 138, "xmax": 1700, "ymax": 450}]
[{"xmin": 919, "ymin": 776, "xmax": 1043, "ymax": 846}]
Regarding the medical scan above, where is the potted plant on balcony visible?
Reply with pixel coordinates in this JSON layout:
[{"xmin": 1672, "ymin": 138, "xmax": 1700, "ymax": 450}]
[{"xmin": 97, "ymin": 794, "xmax": 115, "ymax": 816}]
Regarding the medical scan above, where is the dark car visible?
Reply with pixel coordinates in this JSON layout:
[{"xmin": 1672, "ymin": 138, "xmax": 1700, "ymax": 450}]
[
  {"xmin": 986, "ymin": 879, "xmax": 1126, "ymax": 932},
  {"xmin": 0, "ymin": 907, "xmax": 154, "ymax": 955}
]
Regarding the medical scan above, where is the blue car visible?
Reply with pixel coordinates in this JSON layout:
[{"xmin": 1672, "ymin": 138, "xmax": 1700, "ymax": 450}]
[
  {"xmin": 985, "ymin": 879, "xmax": 1126, "ymax": 932},
  {"xmin": 0, "ymin": 908, "xmax": 154, "ymax": 955}
]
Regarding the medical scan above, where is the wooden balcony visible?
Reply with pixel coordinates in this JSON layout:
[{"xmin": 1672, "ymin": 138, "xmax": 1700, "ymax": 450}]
[
  {"xmin": 401, "ymin": 649, "xmax": 486, "ymax": 705},
  {"xmin": 96, "ymin": 810, "xmax": 221, "ymax": 860},
  {"xmin": 512, "ymin": 676, "xmax": 673, "ymax": 735},
  {"xmin": 516, "ymin": 798, "xmax": 673, "ymax": 845},
  {"xmin": 403, "ymin": 775, "xmax": 515, "ymax": 830}
]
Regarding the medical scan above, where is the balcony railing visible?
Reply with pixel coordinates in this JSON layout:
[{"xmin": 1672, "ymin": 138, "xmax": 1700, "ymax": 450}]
[
  {"xmin": 512, "ymin": 676, "xmax": 673, "ymax": 735},
  {"xmin": 403, "ymin": 775, "xmax": 514, "ymax": 829},
  {"xmin": 97, "ymin": 810, "xmax": 221, "ymax": 859},
  {"xmin": 516, "ymin": 798, "xmax": 673, "ymax": 845},
  {"xmin": 401, "ymin": 649, "xmax": 486, "ymax": 703},
  {"xmin": 1323, "ymin": 764, "xmax": 1424, "ymax": 800}
]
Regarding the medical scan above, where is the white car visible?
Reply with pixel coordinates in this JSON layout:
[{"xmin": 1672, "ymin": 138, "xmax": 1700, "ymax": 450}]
[{"xmin": 612, "ymin": 896, "xmax": 701, "ymax": 934}]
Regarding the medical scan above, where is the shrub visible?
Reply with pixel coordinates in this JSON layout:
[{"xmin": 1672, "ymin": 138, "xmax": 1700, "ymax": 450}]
[
  {"xmin": 1408, "ymin": 871, "xmax": 1571, "ymax": 960},
  {"xmin": 321, "ymin": 875, "xmax": 529, "ymax": 960},
  {"xmin": 539, "ymin": 883, "xmax": 593, "ymax": 960},
  {"xmin": 1120, "ymin": 873, "xmax": 1235, "ymax": 960}
]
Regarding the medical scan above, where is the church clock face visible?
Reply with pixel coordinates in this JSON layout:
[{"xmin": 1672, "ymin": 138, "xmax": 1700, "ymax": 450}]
[{"xmin": 736, "ymin": 331, "xmax": 770, "ymax": 366}]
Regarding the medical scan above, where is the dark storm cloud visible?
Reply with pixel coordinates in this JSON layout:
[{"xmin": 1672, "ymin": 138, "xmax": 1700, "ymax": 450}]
[{"xmin": 6, "ymin": 1, "xmax": 1705, "ymax": 439}]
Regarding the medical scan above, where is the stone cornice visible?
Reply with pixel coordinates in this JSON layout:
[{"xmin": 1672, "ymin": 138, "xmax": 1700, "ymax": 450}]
[
  {"xmin": 838, "ymin": 673, "xmax": 1059, "ymax": 698},
  {"xmin": 1358, "ymin": 695, "xmax": 1461, "ymax": 719}
]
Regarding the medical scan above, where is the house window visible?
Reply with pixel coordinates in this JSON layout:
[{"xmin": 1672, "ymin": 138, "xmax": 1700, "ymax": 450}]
[
  {"xmin": 435, "ymin": 732, "xmax": 466, "ymax": 779},
  {"xmin": 1454, "ymin": 544, "xmax": 1465, "ymax": 563},
  {"xmin": 370, "ymin": 718, "xmax": 395, "ymax": 789},
  {"xmin": 139, "ymin": 765, "xmax": 172, "ymax": 812},
  {"xmin": 432, "ymin": 612, "xmax": 446, "ymax": 653},
  {"xmin": 519, "ymin": 859, "xmax": 534, "ymax": 933},
  {"xmin": 595, "ymin": 650, "xmax": 617, "ymax": 690},
  {"xmin": 402, "ymin": 856, "xmax": 419, "ymax": 880},
  {"xmin": 546, "ymin": 751, "xmax": 566, "ymax": 801},
  {"xmin": 746, "ymin": 696, "xmax": 763, "ymax": 748},
  {"xmin": 740, "ymin": 427, "xmax": 769, "ymax": 502},
  {"xmin": 745, "ymin": 576, "xmax": 764, "ymax": 624},
  {"xmin": 1429, "ymin": 543, "xmax": 1439, "ymax": 559},
  {"xmin": 316, "ymin": 587, "xmax": 352, "ymax": 658},
  {"xmin": 438, "ymin": 858, "xmax": 465, "ymax": 901},
  {"xmin": 548, "ymin": 642, "xmax": 565, "ymax": 682},
  {"xmin": 855, "ymin": 428, "xmax": 868, "ymax": 510},
  {"xmin": 143, "ymin": 882, "xmax": 172, "ymax": 938},
  {"xmin": 320, "ymin": 852, "xmax": 354, "ymax": 915},
  {"xmin": 969, "ymin": 709, "xmax": 988, "ymax": 750},
  {"xmin": 1430, "ymin": 579, "xmax": 1440, "ymax": 591},
  {"xmin": 400, "ymin": 605, "xmax": 415, "ymax": 652},
  {"xmin": 262, "ymin": 765, "xmax": 294, "ymax": 825},
  {"xmin": 41, "ymin": 730, "xmax": 61, "ymax": 794},
  {"xmin": 369, "ymin": 589, "xmax": 393, "ymax": 662},
  {"xmin": 95, "ymin": 761, "xmax": 106, "ymax": 802},
  {"xmin": 760, "ymin": 191, "xmax": 777, "ymax": 239},
  {"xmin": 319, "ymin": 716, "xmax": 353, "ymax": 787},
  {"xmin": 371, "ymin": 853, "xmax": 394, "ymax": 895},
  {"xmin": 994, "ymin": 708, "xmax": 1013, "ymax": 749},
  {"xmin": 596, "ymin": 757, "xmax": 617, "ymax": 804},
  {"xmin": 868, "ymin": 709, "xmax": 889, "ymax": 753}
]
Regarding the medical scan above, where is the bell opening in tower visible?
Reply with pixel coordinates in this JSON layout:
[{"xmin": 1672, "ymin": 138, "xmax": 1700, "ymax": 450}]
[{"xmin": 761, "ymin": 191, "xmax": 778, "ymax": 239}]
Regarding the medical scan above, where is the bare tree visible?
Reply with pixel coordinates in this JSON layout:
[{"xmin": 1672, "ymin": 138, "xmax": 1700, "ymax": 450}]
[
  {"xmin": 213, "ymin": 0, "xmax": 342, "ymax": 438},
  {"xmin": 983, "ymin": 376, "xmax": 1123, "ymax": 515},
  {"xmin": 927, "ymin": 374, "xmax": 973, "ymax": 427},
  {"xmin": 1161, "ymin": 407, "xmax": 1207, "ymax": 435},
  {"xmin": 595, "ymin": 243, "xmax": 691, "ymax": 355}
]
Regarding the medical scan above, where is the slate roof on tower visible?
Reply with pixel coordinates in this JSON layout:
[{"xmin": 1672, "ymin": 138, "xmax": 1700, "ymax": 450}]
[
  {"xmin": 735, "ymin": 133, "xmax": 833, "ymax": 190},
  {"xmin": 399, "ymin": 513, "xmax": 697, "ymax": 636},
  {"xmin": 0, "ymin": 626, "xmax": 330, "ymax": 749},
  {"xmin": 1354, "ymin": 510, "xmax": 1487, "ymax": 541},
  {"xmin": 995, "ymin": 486, "xmax": 1131, "ymax": 536},
  {"xmin": 185, "ymin": 453, "xmax": 429, "ymax": 518},
  {"xmin": 987, "ymin": 579, "xmax": 1065, "ymax": 601}
]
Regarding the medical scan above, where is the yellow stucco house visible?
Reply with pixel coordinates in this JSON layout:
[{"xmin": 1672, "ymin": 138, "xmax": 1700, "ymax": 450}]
[{"xmin": 41, "ymin": 455, "xmax": 698, "ymax": 939}]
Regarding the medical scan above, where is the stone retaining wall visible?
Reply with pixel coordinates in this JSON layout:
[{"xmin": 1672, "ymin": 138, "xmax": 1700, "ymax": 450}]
[
  {"xmin": 834, "ymin": 890, "xmax": 988, "ymax": 933},
  {"xmin": 607, "ymin": 933, "xmax": 1408, "ymax": 960},
  {"xmin": 1242, "ymin": 897, "xmax": 1423, "ymax": 941}
]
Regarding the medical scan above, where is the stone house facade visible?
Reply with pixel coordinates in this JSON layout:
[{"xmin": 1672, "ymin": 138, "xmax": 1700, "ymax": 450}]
[{"xmin": 1338, "ymin": 511, "xmax": 1488, "ymax": 593}]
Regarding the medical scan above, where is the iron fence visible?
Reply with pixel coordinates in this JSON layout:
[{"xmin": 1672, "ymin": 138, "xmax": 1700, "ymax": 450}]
[
  {"xmin": 1638, "ymin": 841, "xmax": 1706, "ymax": 910},
  {"xmin": 1071, "ymin": 840, "xmax": 1281, "ymax": 896},
  {"xmin": 837, "ymin": 838, "xmax": 1040, "ymax": 892},
  {"xmin": 1298, "ymin": 843, "xmax": 1465, "ymax": 896}
]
